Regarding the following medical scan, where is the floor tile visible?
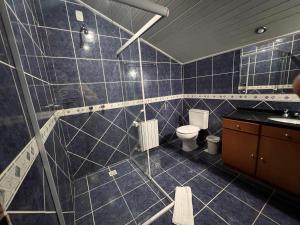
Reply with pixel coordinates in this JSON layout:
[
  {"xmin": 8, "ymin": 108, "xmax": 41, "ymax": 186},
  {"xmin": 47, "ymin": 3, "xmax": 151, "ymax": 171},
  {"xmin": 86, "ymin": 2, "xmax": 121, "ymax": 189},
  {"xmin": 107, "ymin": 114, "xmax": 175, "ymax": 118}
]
[
  {"xmin": 135, "ymin": 201, "xmax": 166, "ymax": 224},
  {"xmin": 74, "ymin": 177, "xmax": 88, "ymax": 196},
  {"xmin": 167, "ymin": 163, "xmax": 197, "ymax": 185},
  {"xmin": 124, "ymin": 183, "xmax": 160, "ymax": 218},
  {"xmin": 93, "ymin": 198, "xmax": 133, "ymax": 225},
  {"xmin": 202, "ymin": 165, "xmax": 237, "ymax": 188},
  {"xmin": 197, "ymin": 151, "xmax": 221, "ymax": 164},
  {"xmin": 262, "ymin": 192, "xmax": 300, "ymax": 225},
  {"xmin": 109, "ymin": 160, "xmax": 134, "ymax": 178},
  {"xmin": 152, "ymin": 154, "xmax": 179, "ymax": 171},
  {"xmin": 186, "ymin": 175, "xmax": 221, "ymax": 204},
  {"xmin": 154, "ymin": 172, "xmax": 181, "ymax": 194},
  {"xmin": 146, "ymin": 181, "xmax": 166, "ymax": 199},
  {"xmin": 75, "ymin": 213, "xmax": 94, "ymax": 225},
  {"xmin": 209, "ymin": 191, "xmax": 258, "ymax": 225},
  {"xmin": 116, "ymin": 170, "xmax": 145, "ymax": 194},
  {"xmin": 74, "ymin": 193, "xmax": 91, "ymax": 219},
  {"xmin": 151, "ymin": 212, "xmax": 173, "ymax": 225},
  {"xmin": 253, "ymin": 215, "xmax": 278, "ymax": 225},
  {"xmin": 168, "ymin": 150, "xmax": 191, "ymax": 162},
  {"xmin": 226, "ymin": 176, "xmax": 272, "ymax": 211},
  {"xmin": 194, "ymin": 207, "xmax": 227, "ymax": 225},
  {"xmin": 149, "ymin": 161, "xmax": 165, "ymax": 177},
  {"xmin": 192, "ymin": 195, "xmax": 205, "ymax": 215},
  {"xmin": 182, "ymin": 158, "xmax": 211, "ymax": 173},
  {"xmin": 149, "ymin": 148, "xmax": 168, "ymax": 162},
  {"xmin": 90, "ymin": 181, "xmax": 121, "ymax": 210},
  {"xmin": 87, "ymin": 168, "xmax": 113, "ymax": 189}
]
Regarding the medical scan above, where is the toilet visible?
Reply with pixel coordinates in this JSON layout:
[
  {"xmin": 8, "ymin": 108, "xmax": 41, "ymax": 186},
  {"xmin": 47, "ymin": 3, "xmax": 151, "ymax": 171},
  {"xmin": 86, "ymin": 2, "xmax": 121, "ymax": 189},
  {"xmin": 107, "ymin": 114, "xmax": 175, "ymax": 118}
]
[{"xmin": 176, "ymin": 109, "xmax": 209, "ymax": 152}]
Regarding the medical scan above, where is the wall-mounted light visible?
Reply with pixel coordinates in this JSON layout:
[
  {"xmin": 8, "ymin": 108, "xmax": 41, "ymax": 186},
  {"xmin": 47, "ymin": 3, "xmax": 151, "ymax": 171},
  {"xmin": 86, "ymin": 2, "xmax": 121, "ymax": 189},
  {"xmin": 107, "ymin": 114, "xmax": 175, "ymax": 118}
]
[{"xmin": 255, "ymin": 26, "xmax": 267, "ymax": 34}]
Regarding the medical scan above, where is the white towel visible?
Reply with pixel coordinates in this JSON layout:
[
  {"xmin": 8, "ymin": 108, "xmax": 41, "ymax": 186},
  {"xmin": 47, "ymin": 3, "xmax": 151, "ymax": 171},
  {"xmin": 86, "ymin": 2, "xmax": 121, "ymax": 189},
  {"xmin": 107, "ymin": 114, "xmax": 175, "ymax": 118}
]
[{"xmin": 172, "ymin": 186, "xmax": 194, "ymax": 225}]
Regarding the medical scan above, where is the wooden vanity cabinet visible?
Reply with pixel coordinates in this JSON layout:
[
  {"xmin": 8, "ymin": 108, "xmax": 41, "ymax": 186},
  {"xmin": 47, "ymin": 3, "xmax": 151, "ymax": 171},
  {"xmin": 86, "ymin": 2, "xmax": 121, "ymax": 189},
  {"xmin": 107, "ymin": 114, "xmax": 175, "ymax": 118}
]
[
  {"xmin": 222, "ymin": 119, "xmax": 300, "ymax": 196},
  {"xmin": 256, "ymin": 126, "xmax": 300, "ymax": 195},
  {"xmin": 222, "ymin": 119, "xmax": 260, "ymax": 176}
]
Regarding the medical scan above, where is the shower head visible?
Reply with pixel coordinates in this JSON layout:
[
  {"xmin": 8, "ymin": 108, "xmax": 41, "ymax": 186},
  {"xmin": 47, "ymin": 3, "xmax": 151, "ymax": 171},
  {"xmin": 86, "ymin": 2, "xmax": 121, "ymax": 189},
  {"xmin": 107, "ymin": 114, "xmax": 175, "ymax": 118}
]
[{"xmin": 80, "ymin": 23, "xmax": 88, "ymax": 34}]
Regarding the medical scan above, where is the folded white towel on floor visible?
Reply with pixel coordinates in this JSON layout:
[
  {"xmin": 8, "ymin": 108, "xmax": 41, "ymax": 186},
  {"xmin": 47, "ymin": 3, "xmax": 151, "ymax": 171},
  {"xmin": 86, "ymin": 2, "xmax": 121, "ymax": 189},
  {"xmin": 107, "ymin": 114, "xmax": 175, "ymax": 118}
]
[{"xmin": 172, "ymin": 186, "xmax": 194, "ymax": 225}]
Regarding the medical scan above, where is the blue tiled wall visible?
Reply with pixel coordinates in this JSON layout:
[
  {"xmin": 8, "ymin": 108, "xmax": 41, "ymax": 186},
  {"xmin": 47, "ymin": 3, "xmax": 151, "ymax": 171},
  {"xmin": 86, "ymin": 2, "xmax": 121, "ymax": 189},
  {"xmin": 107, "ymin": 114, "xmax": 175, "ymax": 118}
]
[
  {"xmin": 5, "ymin": 0, "xmax": 74, "ymax": 224},
  {"xmin": 7, "ymin": 0, "xmax": 57, "ymax": 128},
  {"xmin": 0, "ymin": 11, "xmax": 33, "ymax": 172},
  {"xmin": 183, "ymin": 33, "xmax": 300, "ymax": 136},
  {"xmin": 29, "ymin": 0, "xmax": 182, "ymax": 178}
]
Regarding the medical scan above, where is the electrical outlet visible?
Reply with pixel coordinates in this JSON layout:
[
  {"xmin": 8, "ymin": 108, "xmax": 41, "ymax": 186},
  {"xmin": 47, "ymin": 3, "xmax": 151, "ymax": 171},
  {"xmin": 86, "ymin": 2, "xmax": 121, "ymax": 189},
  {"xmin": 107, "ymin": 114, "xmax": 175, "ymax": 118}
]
[{"xmin": 75, "ymin": 10, "xmax": 84, "ymax": 22}]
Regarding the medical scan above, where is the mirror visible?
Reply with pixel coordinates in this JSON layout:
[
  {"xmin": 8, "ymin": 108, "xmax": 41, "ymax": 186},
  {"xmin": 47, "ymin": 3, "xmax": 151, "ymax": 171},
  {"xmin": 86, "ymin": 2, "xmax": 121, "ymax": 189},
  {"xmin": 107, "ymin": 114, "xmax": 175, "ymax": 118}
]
[{"xmin": 238, "ymin": 34, "xmax": 300, "ymax": 94}]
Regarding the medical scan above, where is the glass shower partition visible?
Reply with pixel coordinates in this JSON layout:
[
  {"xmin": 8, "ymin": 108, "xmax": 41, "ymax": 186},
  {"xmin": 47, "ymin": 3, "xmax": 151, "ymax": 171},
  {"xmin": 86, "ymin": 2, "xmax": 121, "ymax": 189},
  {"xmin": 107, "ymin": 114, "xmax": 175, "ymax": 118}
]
[{"xmin": 118, "ymin": 38, "xmax": 150, "ymax": 176}]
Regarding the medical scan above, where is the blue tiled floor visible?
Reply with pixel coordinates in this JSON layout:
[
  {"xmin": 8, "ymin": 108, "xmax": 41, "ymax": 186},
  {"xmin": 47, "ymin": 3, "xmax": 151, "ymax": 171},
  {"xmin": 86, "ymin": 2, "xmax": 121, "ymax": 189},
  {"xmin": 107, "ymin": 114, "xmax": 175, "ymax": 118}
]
[{"xmin": 74, "ymin": 140, "xmax": 300, "ymax": 225}]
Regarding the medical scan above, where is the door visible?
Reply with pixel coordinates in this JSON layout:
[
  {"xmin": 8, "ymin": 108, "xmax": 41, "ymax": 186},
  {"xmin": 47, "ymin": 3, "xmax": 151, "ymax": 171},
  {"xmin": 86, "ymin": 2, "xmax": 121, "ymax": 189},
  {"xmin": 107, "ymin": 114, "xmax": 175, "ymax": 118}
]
[
  {"xmin": 257, "ymin": 136, "xmax": 300, "ymax": 195},
  {"xmin": 222, "ymin": 128, "xmax": 259, "ymax": 175}
]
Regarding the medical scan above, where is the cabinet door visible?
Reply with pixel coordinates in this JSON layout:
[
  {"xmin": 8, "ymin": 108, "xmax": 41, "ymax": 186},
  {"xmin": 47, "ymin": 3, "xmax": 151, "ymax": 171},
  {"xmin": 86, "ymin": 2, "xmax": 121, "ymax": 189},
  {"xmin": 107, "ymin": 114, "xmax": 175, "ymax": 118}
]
[
  {"xmin": 222, "ymin": 128, "xmax": 259, "ymax": 176},
  {"xmin": 257, "ymin": 136, "xmax": 300, "ymax": 195}
]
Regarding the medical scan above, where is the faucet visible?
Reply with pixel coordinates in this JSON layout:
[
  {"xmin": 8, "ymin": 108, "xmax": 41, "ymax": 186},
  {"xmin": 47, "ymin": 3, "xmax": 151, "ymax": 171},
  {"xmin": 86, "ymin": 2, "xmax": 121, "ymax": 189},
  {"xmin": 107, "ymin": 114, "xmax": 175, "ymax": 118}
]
[
  {"xmin": 293, "ymin": 112, "xmax": 300, "ymax": 119},
  {"xmin": 282, "ymin": 109, "xmax": 289, "ymax": 118}
]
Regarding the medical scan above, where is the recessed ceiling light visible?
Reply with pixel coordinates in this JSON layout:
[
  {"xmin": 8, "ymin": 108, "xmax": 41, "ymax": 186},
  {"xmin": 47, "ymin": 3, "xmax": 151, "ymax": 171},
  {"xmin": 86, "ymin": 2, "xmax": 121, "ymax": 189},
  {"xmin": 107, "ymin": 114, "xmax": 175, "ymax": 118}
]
[{"xmin": 255, "ymin": 26, "xmax": 267, "ymax": 34}]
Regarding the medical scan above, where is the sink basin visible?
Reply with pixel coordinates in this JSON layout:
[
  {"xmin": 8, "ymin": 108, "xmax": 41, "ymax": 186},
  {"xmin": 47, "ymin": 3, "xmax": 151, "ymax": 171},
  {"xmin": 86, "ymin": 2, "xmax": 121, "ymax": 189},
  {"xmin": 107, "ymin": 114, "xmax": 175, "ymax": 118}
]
[{"xmin": 268, "ymin": 117, "xmax": 300, "ymax": 125}]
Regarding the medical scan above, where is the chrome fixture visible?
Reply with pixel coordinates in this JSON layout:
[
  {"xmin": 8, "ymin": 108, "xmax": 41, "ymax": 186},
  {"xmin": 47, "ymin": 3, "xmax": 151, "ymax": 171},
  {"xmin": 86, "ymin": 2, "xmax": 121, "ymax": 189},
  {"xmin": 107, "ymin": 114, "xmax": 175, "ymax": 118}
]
[
  {"xmin": 255, "ymin": 26, "xmax": 267, "ymax": 34},
  {"xmin": 79, "ymin": 23, "xmax": 88, "ymax": 48},
  {"xmin": 283, "ymin": 109, "xmax": 289, "ymax": 118}
]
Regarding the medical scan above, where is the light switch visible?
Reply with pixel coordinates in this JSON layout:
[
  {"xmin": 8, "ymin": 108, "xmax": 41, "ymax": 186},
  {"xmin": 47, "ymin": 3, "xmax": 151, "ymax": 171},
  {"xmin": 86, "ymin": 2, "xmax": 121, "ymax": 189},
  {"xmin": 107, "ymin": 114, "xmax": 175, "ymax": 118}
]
[{"xmin": 75, "ymin": 10, "xmax": 84, "ymax": 22}]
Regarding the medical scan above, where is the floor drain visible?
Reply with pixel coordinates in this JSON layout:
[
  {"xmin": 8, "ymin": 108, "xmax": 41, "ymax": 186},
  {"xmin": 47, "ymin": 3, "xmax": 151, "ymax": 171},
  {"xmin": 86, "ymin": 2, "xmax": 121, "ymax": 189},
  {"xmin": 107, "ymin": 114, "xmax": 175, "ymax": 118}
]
[{"xmin": 109, "ymin": 170, "xmax": 117, "ymax": 176}]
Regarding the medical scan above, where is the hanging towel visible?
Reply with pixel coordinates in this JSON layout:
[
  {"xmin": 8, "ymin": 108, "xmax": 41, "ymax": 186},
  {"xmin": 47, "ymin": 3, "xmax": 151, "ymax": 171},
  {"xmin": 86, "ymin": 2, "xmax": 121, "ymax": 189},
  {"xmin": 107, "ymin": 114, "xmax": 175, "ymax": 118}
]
[{"xmin": 172, "ymin": 186, "xmax": 194, "ymax": 225}]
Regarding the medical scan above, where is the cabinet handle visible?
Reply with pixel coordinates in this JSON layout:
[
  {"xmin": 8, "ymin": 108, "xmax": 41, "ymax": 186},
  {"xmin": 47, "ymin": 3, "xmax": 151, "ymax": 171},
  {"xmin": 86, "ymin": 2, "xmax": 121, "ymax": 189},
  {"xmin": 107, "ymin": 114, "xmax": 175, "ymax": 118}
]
[
  {"xmin": 250, "ymin": 153, "xmax": 255, "ymax": 159},
  {"xmin": 260, "ymin": 157, "xmax": 264, "ymax": 161},
  {"xmin": 236, "ymin": 124, "xmax": 240, "ymax": 129},
  {"xmin": 284, "ymin": 133, "xmax": 289, "ymax": 137}
]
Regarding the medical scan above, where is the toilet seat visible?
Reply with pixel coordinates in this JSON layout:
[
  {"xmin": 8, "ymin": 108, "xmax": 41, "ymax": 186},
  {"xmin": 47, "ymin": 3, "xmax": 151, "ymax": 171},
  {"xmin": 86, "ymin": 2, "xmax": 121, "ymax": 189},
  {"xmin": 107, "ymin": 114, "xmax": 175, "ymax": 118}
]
[{"xmin": 176, "ymin": 125, "xmax": 200, "ymax": 134}]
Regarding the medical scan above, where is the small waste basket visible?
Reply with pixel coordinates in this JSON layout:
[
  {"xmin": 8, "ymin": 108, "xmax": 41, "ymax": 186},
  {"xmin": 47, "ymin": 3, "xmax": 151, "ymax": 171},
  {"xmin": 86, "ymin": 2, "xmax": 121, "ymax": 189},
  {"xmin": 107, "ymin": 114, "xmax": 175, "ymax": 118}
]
[{"xmin": 206, "ymin": 135, "xmax": 220, "ymax": 155}]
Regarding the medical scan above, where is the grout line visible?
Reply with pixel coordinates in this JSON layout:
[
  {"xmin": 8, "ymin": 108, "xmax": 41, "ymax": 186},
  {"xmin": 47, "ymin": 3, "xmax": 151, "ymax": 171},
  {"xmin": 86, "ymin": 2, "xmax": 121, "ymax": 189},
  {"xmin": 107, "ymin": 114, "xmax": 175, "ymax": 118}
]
[
  {"xmin": 64, "ymin": 1, "xmax": 86, "ymax": 106},
  {"xmin": 109, "ymin": 167, "xmax": 137, "ymax": 225},
  {"xmin": 194, "ymin": 175, "xmax": 240, "ymax": 218},
  {"xmin": 251, "ymin": 190, "xmax": 277, "ymax": 225},
  {"xmin": 86, "ymin": 176, "xmax": 96, "ymax": 225}
]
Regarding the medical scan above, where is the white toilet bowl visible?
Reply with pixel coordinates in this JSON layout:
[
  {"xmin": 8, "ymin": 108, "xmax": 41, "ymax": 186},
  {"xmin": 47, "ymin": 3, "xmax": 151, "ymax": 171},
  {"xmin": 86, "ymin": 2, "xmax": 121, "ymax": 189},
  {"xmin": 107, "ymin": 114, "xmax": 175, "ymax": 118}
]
[
  {"xmin": 176, "ymin": 125, "xmax": 200, "ymax": 152},
  {"xmin": 176, "ymin": 109, "xmax": 209, "ymax": 152}
]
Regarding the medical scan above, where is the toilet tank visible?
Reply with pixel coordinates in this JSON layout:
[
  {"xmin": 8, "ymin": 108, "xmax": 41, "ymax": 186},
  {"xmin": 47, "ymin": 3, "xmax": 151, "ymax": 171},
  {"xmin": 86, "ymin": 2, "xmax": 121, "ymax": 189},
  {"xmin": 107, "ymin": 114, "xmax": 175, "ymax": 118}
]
[{"xmin": 189, "ymin": 109, "xmax": 209, "ymax": 129}]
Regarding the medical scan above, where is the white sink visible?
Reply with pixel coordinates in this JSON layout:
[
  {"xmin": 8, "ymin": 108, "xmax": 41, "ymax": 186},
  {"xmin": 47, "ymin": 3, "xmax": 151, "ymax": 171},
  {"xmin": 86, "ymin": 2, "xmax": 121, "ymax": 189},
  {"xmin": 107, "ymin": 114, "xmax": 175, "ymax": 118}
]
[{"xmin": 268, "ymin": 117, "xmax": 300, "ymax": 125}]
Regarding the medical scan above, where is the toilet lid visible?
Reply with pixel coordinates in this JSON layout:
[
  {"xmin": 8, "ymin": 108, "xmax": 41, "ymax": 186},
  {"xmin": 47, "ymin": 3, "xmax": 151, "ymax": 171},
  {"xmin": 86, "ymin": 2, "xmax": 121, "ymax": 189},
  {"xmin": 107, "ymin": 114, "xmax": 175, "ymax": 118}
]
[{"xmin": 177, "ymin": 125, "xmax": 200, "ymax": 134}]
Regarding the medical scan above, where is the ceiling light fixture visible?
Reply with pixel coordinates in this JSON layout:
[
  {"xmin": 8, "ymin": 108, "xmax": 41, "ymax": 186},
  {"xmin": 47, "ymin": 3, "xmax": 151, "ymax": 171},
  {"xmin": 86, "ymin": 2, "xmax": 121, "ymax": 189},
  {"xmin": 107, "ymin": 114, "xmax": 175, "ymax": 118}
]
[{"xmin": 255, "ymin": 26, "xmax": 267, "ymax": 34}]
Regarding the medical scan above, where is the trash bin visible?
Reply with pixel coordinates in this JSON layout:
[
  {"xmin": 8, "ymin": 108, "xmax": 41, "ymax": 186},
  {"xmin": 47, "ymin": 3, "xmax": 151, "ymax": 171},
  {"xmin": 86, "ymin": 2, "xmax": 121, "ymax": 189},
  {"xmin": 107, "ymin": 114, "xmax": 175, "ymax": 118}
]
[{"xmin": 206, "ymin": 135, "xmax": 220, "ymax": 155}]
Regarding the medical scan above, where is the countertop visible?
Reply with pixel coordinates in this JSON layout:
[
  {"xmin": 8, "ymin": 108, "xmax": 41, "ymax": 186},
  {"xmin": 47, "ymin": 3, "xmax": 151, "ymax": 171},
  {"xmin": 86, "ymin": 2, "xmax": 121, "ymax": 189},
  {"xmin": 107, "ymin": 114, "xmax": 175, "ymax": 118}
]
[{"xmin": 223, "ymin": 109, "xmax": 300, "ymax": 130}]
